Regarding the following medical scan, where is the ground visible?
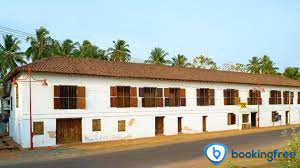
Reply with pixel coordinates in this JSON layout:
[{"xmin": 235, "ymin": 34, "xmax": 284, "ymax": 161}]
[{"xmin": 0, "ymin": 125, "xmax": 299, "ymax": 168}]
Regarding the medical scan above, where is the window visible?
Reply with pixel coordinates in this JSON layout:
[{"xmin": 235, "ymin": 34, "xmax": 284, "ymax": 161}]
[
  {"xmin": 247, "ymin": 90, "xmax": 262, "ymax": 105},
  {"xmin": 269, "ymin": 90, "xmax": 281, "ymax": 104},
  {"xmin": 139, "ymin": 87, "xmax": 163, "ymax": 107},
  {"xmin": 283, "ymin": 91, "xmax": 294, "ymax": 104},
  {"xmin": 227, "ymin": 113, "xmax": 236, "ymax": 125},
  {"xmin": 197, "ymin": 88, "xmax": 215, "ymax": 106},
  {"xmin": 298, "ymin": 92, "xmax": 300, "ymax": 104},
  {"xmin": 118, "ymin": 120, "xmax": 126, "ymax": 132},
  {"xmin": 110, "ymin": 86, "xmax": 137, "ymax": 108},
  {"xmin": 164, "ymin": 88, "xmax": 186, "ymax": 107},
  {"xmin": 33, "ymin": 122, "xmax": 44, "ymax": 135},
  {"xmin": 92, "ymin": 119, "xmax": 101, "ymax": 131},
  {"xmin": 272, "ymin": 111, "xmax": 280, "ymax": 122},
  {"xmin": 224, "ymin": 89, "xmax": 240, "ymax": 105},
  {"xmin": 242, "ymin": 114, "xmax": 249, "ymax": 123},
  {"xmin": 54, "ymin": 85, "xmax": 85, "ymax": 109},
  {"xmin": 16, "ymin": 84, "xmax": 19, "ymax": 108}
]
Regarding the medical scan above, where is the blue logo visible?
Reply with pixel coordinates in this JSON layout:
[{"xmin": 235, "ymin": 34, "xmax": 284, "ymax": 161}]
[{"xmin": 204, "ymin": 143, "xmax": 228, "ymax": 166}]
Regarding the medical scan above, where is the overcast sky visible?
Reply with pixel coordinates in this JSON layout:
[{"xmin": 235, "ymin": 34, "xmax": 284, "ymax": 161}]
[{"xmin": 1, "ymin": 0, "xmax": 300, "ymax": 71}]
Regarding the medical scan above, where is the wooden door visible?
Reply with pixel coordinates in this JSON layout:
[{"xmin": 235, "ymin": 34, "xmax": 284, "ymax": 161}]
[
  {"xmin": 202, "ymin": 116, "xmax": 207, "ymax": 132},
  {"xmin": 155, "ymin": 117, "xmax": 164, "ymax": 135},
  {"xmin": 286, "ymin": 111, "xmax": 290, "ymax": 125},
  {"xmin": 178, "ymin": 117, "xmax": 182, "ymax": 133},
  {"xmin": 56, "ymin": 118, "xmax": 82, "ymax": 144}
]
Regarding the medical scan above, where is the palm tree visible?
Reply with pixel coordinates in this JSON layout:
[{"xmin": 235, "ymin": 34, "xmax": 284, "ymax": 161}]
[
  {"xmin": 192, "ymin": 55, "xmax": 217, "ymax": 69},
  {"xmin": 0, "ymin": 35, "xmax": 26, "ymax": 71},
  {"xmin": 74, "ymin": 40, "xmax": 108, "ymax": 60},
  {"xmin": 25, "ymin": 27, "xmax": 53, "ymax": 61},
  {"xmin": 108, "ymin": 40, "xmax": 131, "ymax": 62},
  {"xmin": 283, "ymin": 67, "xmax": 300, "ymax": 80},
  {"xmin": 145, "ymin": 47, "xmax": 171, "ymax": 65},
  {"xmin": 171, "ymin": 54, "xmax": 191, "ymax": 67},
  {"xmin": 260, "ymin": 55, "xmax": 278, "ymax": 74},
  {"xmin": 247, "ymin": 56, "xmax": 261, "ymax": 73},
  {"xmin": 52, "ymin": 39, "xmax": 79, "ymax": 56}
]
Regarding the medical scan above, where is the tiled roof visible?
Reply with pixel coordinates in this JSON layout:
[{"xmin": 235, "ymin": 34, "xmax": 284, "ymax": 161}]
[{"xmin": 9, "ymin": 56, "xmax": 300, "ymax": 87}]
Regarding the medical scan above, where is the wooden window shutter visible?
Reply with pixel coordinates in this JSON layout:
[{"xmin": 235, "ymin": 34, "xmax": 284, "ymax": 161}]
[
  {"xmin": 54, "ymin": 98, "xmax": 61, "ymax": 109},
  {"xmin": 209, "ymin": 89, "xmax": 215, "ymax": 105},
  {"xmin": 165, "ymin": 98, "xmax": 170, "ymax": 106},
  {"xmin": 110, "ymin": 86, "xmax": 117, "ymax": 96},
  {"xmin": 164, "ymin": 88, "xmax": 170, "ymax": 97},
  {"xmin": 130, "ymin": 97, "xmax": 138, "ymax": 107},
  {"xmin": 54, "ymin": 86, "xmax": 60, "ymax": 97},
  {"xmin": 77, "ymin": 86, "xmax": 85, "ymax": 97},
  {"xmin": 118, "ymin": 120, "xmax": 126, "ymax": 132},
  {"xmin": 227, "ymin": 114, "xmax": 231, "ymax": 125},
  {"xmin": 130, "ymin": 87, "xmax": 137, "ymax": 97},
  {"xmin": 33, "ymin": 122, "xmax": 44, "ymax": 135},
  {"xmin": 234, "ymin": 90, "xmax": 239, "ymax": 97},
  {"xmin": 139, "ymin": 88, "xmax": 144, "ymax": 97},
  {"xmin": 235, "ymin": 97, "xmax": 241, "ymax": 105},
  {"xmin": 197, "ymin": 89, "xmax": 200, "ymax": 97},
  {"xmin": 92, "ymin": 119, "xmax": 101, "ymax": 131},
  {"xmin": 77, "ymin": 98, "xmax": 86, "ymax": 109},
  {"xmin": 156, "ymin": 88, "xmax": 163, "ymax": 97},
  {"xmin": 111, "ymin": 97, "xmax": 117, "ymax": 107},
  {"xmin": 155, "ymin": 98, "xmax": 163, "ymax": 107},
  {"xmin": 180, "ymin": 98, "xmax": 186, "ymax": 106},
  {"xmin": 179, "ymin": 88, "xmax": 186, "ymax": 97}
]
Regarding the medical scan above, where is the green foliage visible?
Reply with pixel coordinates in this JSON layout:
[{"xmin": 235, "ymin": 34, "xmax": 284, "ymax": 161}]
[
  {"xmin": 25, "ymin": 27, "xmax": 53, "ymax": 61},
  {"xmin": 108, "ymin": 40, "xmax": 131, "ymax": 62},
  {"xmin": 225, "ymin": 160, "xmax": 240, "ymax": 168},
  {"xmin": 260, "ymin": 55, "xmax": 279, "ymax": 74},
  {"xmin": 171, "ymin": 54, "xmax": 191, "ymax": 67},
  {"xmin": 279, "ymin": 130, "xmax": 300, "ymax": 168},
  {"xmin": 192, "ymin": 55, "xmax": 217, "ymax": 69},
  {"xmin": 221, "ymin": 63, "xmax": 248, "ymax": 72},
  {"xmin": 145, "ymin": 47, "xmax": 171, "ymax": 65},
  {"xmin": 283, "ymin": 67, "xmax": 300, "ymax": 80},
  {"xmin": 247, "ymin": 56, "xmax": 261, "ymax": 73},
  {"xmin": 74, "ymin": 40, "xmax": 108, "ymax": 60}
]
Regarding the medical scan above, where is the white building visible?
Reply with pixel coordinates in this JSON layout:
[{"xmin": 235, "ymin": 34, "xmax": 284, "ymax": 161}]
[{"xmin": 4, "ymin": 56, "xmax": 300, "ymax": 148}]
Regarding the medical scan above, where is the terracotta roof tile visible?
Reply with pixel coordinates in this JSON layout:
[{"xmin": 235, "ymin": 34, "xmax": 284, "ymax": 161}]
[{"xmin": 12, "ymin": 56, "xmax": 300, "ymax": 87}]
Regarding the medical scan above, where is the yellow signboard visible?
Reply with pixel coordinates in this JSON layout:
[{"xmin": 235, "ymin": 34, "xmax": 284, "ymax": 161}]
[{"xmin": 240, "ymin": 102, "xmax": 247, "ymax": 108}]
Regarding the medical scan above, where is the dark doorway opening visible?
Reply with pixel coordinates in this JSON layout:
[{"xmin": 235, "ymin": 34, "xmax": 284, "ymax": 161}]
[
  {"xmin": 286, "ymin": 111, "xmax": 290, "ymax": 125},
  {"xmin": 251, "ymin": 112, "xmax": 257, "ymax": 127},
  {"xmin": 178, "ymin": 117, "xmax": 182, "ymax": 133},
  {"xmin": 202, "ymin": 116, "xmax": 207, "ymax": 132}
]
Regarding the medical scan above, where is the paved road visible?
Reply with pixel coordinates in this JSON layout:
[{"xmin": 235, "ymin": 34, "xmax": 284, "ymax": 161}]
[{"xmin": 2, "ymin": 128, "xmax": 298, "ymax": 168}]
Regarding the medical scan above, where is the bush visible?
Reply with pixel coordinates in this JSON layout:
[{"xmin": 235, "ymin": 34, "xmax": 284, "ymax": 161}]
[{"xmin": 279, "ymin": 129, "xmax": 300, "ymax": 168}]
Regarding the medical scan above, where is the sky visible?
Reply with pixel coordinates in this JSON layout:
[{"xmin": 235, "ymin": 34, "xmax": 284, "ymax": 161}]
[{"xmin": 1, "ymin": 0, "xmax": 300, "ymax": 71}]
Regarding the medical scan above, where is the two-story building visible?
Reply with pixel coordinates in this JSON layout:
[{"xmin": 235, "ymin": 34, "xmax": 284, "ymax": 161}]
[{"xmin": 4, "ymin": 56, "xmax": 300, "ymax": 148}]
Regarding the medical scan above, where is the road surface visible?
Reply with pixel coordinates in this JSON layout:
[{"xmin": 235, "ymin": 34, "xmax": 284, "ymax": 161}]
[{"xmin": 1, "ymin": 128, "xmax": 298, "ymax": 168}]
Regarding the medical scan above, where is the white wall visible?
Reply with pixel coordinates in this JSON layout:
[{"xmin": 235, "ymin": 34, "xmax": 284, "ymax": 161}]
[{"xmin": 10, "ymin": 72, "xmax": 300, "ymax": 148}]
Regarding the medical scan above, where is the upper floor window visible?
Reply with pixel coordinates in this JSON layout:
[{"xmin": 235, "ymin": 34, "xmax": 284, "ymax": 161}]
[
  {"xmin": 139, "ymin": 87, "xmax": 163, "ymax": 107},
  {"xmin": 283, "ymin": 91, "xmax": 294, "ymax": 104},
  {"xmin": 164, "ymin": 88, "xmax": 186, "ymax": 107},
  {"xmin": 247, "ymin": 90, "xmax": 262, "ymax": 105},
  {"xmin": 110, "ymin": 86, "xmax": 137, "ymax": 108},
  {"xmin": 54, "ymin": 85, "xmax": 86, "ymax": 109},
  {"xmin": 269, "ymin": 90, "xmax": 281, "ymax": 105},
  {"xmin": 223, "ymin": 89, "xmax": 240, "ymax": 105},
  {"xmin": 196, "ymin": 88, "xmax": 215, "ymax": 106}
]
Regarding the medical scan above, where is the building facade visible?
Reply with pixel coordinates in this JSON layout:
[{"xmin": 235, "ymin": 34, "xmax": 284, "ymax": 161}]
[{"xmin": 5, "ymin": 57, "xmax": 300, "ymax": 148}]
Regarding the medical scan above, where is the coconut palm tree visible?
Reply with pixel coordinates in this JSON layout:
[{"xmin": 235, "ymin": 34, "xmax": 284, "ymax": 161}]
[
  {"xmin": 283, "ymin": 67, "xmax": 300, "ymax": 80},
  {"xmin": 247, "ymin": 56, "xmax": 261, "ymax": 73},
  {"xmin": 108, "ymin": 40, "xmax": 131, "ymax": 62},
  {"xmin": 0, "ymin": 35, "xmax": 26, "ymax": 71},
  {"xmin": 52, "ymin": 39, "xmax": 79, "ymax": 56},
  {"xmin": 171, "ymin": 54, "xmax": 191, "ymax": 67},
  {"xmin": 192, "ymin": 55, "xmax": 217, "ymax": 69},
  {"xmin": 145, "ymin": 47, "xmax": 171, "ymax": 65},
  {"xmin": 74, "ymin": 40, "xmax": 108, "ymax": 60},
  {"xmin": 260, "ymin": 55, "xmax": 278, "ymax": 74},
  {"xmin": 25, "ymin": 27, "xmax": 53, "ymax": 61}
]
